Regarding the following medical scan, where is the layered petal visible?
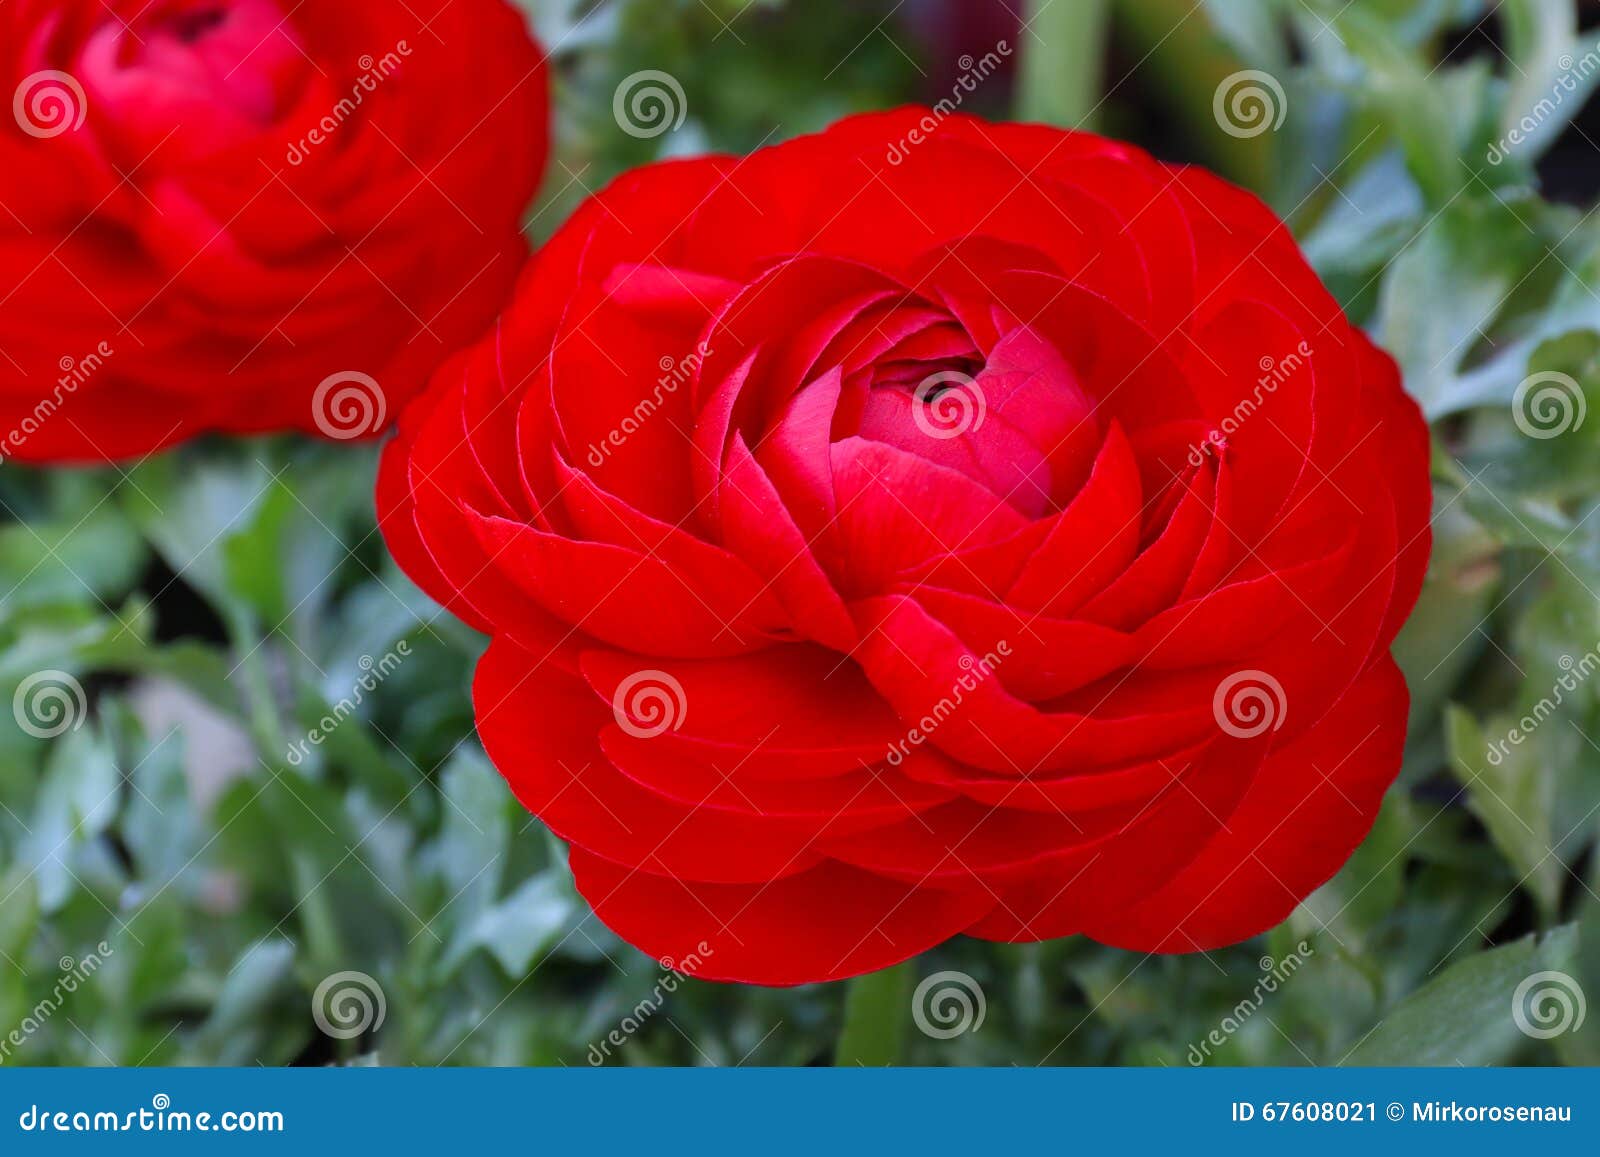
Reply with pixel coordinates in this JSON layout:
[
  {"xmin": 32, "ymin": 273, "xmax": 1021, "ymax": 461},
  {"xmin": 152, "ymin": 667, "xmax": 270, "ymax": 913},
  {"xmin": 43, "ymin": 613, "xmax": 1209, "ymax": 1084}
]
[
  {"xmin": 0, "ymin": 0, "xmax": 548, "ymax": 461},
  {"xmin": 377, "ymin": 106, "xmax": 1433, "ymax": 985}
]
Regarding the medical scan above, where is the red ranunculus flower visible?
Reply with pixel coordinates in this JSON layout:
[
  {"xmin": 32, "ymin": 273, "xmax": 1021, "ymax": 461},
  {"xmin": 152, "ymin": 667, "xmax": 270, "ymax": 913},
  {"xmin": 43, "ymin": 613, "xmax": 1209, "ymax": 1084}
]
[
  {"xmin": 0, "ymin": 0, "xmax": 547, "ymax": 462},
  {"xmin": 379, "ymin": 108, "xmax": 1432, "ymax": 985}
]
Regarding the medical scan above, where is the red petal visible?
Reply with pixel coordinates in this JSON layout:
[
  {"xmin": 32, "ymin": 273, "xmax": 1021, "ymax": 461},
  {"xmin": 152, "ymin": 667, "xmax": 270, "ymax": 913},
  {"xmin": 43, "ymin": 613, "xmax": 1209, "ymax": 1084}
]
[
  {"xmin": 1085, "ymin": 657, "xmax": 1408, "ymax": 950},
  {"xmin": 569, "ymin": 850, "xmax": 992, "ymax": 985}
]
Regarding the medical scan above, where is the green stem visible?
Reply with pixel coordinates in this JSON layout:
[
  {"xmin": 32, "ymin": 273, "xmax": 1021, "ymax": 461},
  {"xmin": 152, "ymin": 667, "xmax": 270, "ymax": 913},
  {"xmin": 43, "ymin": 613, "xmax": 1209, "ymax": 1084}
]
[
  {"xmin": 1016, "ymin": 0, "xmax": 1111, "ymax": 130},
  {"xmin": 226, "ymin": 608, "xmax": 290, "ymax": 760},
  {"xmin": 1112, "ymin": 0, "xmax": 1269, "ymax": 190},
  {"xmin": 834, "ymin": 961, "xmax": 914, "ymax": 1067}
]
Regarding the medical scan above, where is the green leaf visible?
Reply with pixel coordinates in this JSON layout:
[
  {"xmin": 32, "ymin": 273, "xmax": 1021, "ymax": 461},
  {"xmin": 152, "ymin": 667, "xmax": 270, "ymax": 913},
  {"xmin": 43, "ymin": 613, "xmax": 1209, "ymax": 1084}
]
[
  {"xmin": 441, "ymin": 871, "xmax": 578, "ymax": 978},
  {"xmin": 1444, "ymin": 705, "xmax": 1560, "ymax": 917},
  {"xmin": 1567, "ymin": 906, "xmax": 1600, "ymax": 1063},
  {"xmin": 1300, "ymin": 793, "xmax": 1417, "ymax": 943},
  {"xmin": 21, "ymin": 724, "xmax": 121, "ymax": 913},
  {"xmin": 1346, "ymin": 926, "xmax": 1578, "ymax": 1064},
  {"xmin": 1496, "ymin": 0, "xmax": 1594, "ymax": 166},
  {"xmin": 1201, "ymin": 0, "xmax": 1288, "ymax": 69},
  {"xmin": 1391, "ymin": 503, "xmax": 1501, "ymax": 735},
  {"xmin": 122, "ymin": 452, "xmax": 278, "ymax": 608},
  {"xmin": 220, "ymin": 479, "xmax": 295, "ymax": 625},
  {"xmin": 1302, "ymin": 151, "xmax": 1423, "ymax": 281},
  {"xmin": 116, "ymin": 705, "xmax": 208, "ymax": 882},
  {"xmin": 834, "ymin": 961, "xmax": 913, "ymax": 1066},
  {"xmin": 0, "ymin": 503, "xmax": 145, "ymax": 608},
  {"xmin": 1442, "ymin": 236, "xmax": 1600, "ymax": 425},
  {"xmin": 1322, "ymin": 6, "xmax": 1464, "ymax": 205},
  {"xmin": 194, "ymin": 939, "xmax": 300, "ymax": 1065},
  {"xmin": 1375, "ymin": 198, "xmax": 1545, "ymax": 418},
  {"xmin": 427, "ymin": 749, "xmax": 511, "ymax": 924},
  {"xmin": 513, "ymin": 0, "xmax": 619, "ymax": 52}
]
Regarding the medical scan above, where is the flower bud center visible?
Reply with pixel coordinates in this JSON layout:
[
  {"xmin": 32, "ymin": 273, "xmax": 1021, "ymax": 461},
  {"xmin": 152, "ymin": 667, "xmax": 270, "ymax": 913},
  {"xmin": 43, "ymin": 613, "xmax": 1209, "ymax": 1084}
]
[
  {"xmin": 81, "ymin": 0, "xmax": 306, "ymax": 148},
  {"xmin": 164, "ymin": 5, "xmax": 229, "ymax": 43}
]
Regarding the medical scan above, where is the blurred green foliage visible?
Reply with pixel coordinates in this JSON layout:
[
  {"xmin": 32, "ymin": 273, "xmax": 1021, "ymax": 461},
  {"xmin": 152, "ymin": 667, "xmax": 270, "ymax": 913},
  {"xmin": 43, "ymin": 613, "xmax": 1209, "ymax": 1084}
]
[{"xmin": 3, "ymin": 0, "xmax": 1600, "ymax": 1067}]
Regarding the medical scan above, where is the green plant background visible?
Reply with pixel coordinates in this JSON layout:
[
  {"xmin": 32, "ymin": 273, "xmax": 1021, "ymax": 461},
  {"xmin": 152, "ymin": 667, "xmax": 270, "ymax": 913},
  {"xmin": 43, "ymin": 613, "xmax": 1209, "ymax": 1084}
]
[{"xmin": 3, "ymin": 0, "xmax": 1599, "ymax": 1067}]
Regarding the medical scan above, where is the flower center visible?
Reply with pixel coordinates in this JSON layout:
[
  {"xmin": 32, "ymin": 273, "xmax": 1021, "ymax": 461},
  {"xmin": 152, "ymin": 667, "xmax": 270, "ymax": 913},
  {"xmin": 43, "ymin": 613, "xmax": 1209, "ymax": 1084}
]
[
  {"xmin": 77, "ymin": 0, "xmax": 308, "ymax": 160},
  {"xmin": 847, "ymin": 327, "xmax": 1099, "ymax": 519},
  {"xmin": 907, "ymin": 356, "xmax": 984, "ymax": 402},
  {"xmin": 164, "ymin": 5, "xmax": 229, "ymax": 43}
]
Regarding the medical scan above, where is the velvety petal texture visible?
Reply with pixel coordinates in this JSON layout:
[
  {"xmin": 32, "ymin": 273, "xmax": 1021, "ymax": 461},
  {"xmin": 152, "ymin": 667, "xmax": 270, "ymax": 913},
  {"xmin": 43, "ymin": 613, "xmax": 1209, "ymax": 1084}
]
[
  {"xmin": 379, "ymin": 109, "xmax": 1432, "ymax": 985},
  {"xmin": 0, "ymin": 0, "xmax": 548, "ymax": 462}
]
